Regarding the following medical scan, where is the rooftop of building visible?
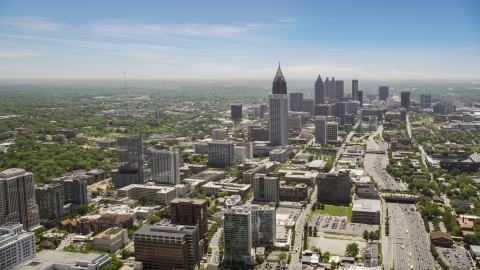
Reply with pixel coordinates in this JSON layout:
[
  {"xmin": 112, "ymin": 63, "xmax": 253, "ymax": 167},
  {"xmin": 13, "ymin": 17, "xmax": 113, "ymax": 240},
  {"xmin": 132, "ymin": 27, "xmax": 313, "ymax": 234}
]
[
  {"xmin": 170, "ymin": 198, "xmax": 207, "ymax": 205},
  {"xmin": 352, "ymin": 198, "xmax": 381, "ymax": 213},
  {"xmin": 0, "ymin": 168, "xmax": 29, "ymax": 179},
  {"xmin": 13, "ymin": 250, "xmax": 108, "ymax": 270},
  {"xmin": 94, "ymin": 227, "xmax": 125, "ymax": 239},
  {"xmin": 135, "ymin": 223, "xmax": 197, "ymax": 237},
  {"xmin": 117, "ymin": 184, "xmax": 175, "ymax": 191},
  {"xmin": 430, "ymin": 231, "xmax": 453, "ymax": 241},
  {"xmin": 285, "ymin": 171, "xmax": 319, "ymax": 178}
]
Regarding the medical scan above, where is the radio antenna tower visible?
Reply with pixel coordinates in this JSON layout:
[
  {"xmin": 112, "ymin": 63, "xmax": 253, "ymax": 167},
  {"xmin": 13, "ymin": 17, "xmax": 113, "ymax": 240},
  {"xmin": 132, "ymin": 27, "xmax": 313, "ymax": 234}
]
[{"xmin": 124, "ymin": 72, "xmax": 127, "ymax": 93}]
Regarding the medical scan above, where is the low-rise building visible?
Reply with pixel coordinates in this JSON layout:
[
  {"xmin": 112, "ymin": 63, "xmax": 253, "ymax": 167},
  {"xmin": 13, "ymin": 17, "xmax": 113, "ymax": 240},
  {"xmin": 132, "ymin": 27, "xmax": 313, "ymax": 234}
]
[
  {"xmin": 13, "ymin": 250, "xmax": 111, "ymax": 270},
  {"xmin": 203, "ymin": 182, "xmax": 251, "ymax": 196},
  {"xmin": 351, "ymin": 197, "xmax": 381, "ymax": 224},
  {"xmin": 117, "ymin": 183, "xmax": 177, "ymax": 205},
  {"xmin": 93, "ymin": 227, "xmax": 129, "ymax": 253},
  {"xmin": 285, "ymin": 171, "xmax": 319, "ymax": 186},
  {"xmin": 269, "ymin": 146, "xmax": 292, "ymax": 163},
  {"xmin": 430, "ymin": 231, "xmax": 453, "ymax": 247}
]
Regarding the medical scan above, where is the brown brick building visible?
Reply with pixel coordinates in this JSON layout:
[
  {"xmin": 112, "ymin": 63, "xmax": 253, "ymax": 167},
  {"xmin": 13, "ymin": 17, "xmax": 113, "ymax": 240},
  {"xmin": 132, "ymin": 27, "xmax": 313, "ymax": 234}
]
[
  {"xmin": 170, "ymin": 199, "xmax": 208, "ymax": 255},
  {"xmin": 134, "ymin": 224, "xmax": 200, "ymax": 270}
]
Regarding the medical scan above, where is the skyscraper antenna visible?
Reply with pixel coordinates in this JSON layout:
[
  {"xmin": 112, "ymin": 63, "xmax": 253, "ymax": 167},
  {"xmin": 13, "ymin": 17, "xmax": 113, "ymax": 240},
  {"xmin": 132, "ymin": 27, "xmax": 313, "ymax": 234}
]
[
  {"xmin": 278, "ymin": 61, "xmax": 280, "ymax": 68},
  {"xmin": 124, "ymin": 72, "xmax": 127, "ymax": 93}
]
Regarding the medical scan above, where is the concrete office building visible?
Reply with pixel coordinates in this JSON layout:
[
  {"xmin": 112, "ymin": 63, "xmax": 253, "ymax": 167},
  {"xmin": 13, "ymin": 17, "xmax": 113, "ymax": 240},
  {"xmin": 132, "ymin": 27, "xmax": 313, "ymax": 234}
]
[
  {"xmin": 272, "ymin": 63, "xmax": 287, "ymax": 94},
  {"xmin": 302, "ymin": 98, "xmax": 315, "ymax": 115},
  {"xmin": 352, "ymin": 198, "xmax": 381, "ymax": 225},
  {"xmin": 420, "ymin": 93, "xmax": 431, "ymax": 108},
  {"xmin": 379, "ymin": 86, "xmax": 389, "ymax": 102},
  {"xmin": 117, "ymin": 184, "xmax": 176, "ymax": 205},
  {"xmin": 0, "ymin": 169, "xmax": 40, "ymax": 230},
  {"xmin": 346, "ymin": 101, "xmax": 361, "ymax": 114},
  {"xmin": 223, "ymin": 207, "xmax": 254, "ymax": 266},
  {"xmin": 445, "ymin": 100, "xmax": 454, "ymax": 114},
  {"xmin": 249, "ymin": 205, "xmax": 276, "ymax": 247},
  {"xmin": 253, "ymin": 174, "xmax": 279, "ymax": 206},
  {"xmin": 231, "ymin": 104, "xmax": 243, "ymax": 120},
  {"xmin": 113, "ymin": 134, "xmax": 144, "ymax": 189},
  {"xmin": 315, "ymin": 104, "xmax": 331, "ymax": 116},
  {"xmin": 400, "ymin": 109, "xmax": 407, "ymax": 123},
  {"xmin": 446, "ymin": 93, "xmax": 458, "ymax": 107},
  {"xmin": 35, "ymin": 182, "xmax": 64, "ymax": 225},
  {"xmin": 259, "ymin": 104, "xmax": 268, "ymax": 119},
  {"xmin": 352, "ymin": 79, "xmax": 359, "ymax": 101},
  {"xmin": 54, "ymin": 177, "xmax": 88, "ymax": 207},
  {"xmin": 290, "ymin": 92, "xmax": 303, "ymax": 112},
  {"xmin": 170, "ymin": 199, "xmax": 208, "ymax": 255},
  {"xmin": 211, "ymin": 129, "xmax": 227, "ymax": 140},
  {"xmin": 315, "ymin": 116, "xmax": 327, "ymax": 144},
  {"xmin": 401, "ymin": 91, "xmax": 410, "ymax": 109},
  {"xmin": 326, "ymin": 122, "xmax": 338, "ymax": 141},
  {"xmin": 207, "ymin": 141, "xmax": 234, "ymax": 168},
  {"xmin": 0, "ymin": 223, "xmax": 36, "ymax": 270},
  {"xmin": 243, "ymin": 164, "xmax": 266, "ymax": 185},
  {"xmin": 335, "ymin": 80, "xmax": 344, "ymax": 99},
  {"xmin": 135, "ymin": 224, "xmax": 200, "ymax": 270},
  {"xmin": 147, "ymin": 148, "xmax": 180, "ymax": 185},
  {"xmin": 234, "ymin": 146, "xmax": 246, "ymax": 163},
  {"xmin": 358, "ymin": 91, "xmax": 363, "ymax": 107},
  {"xmin": 269, "ymin": 94, "xmax": 288, "ymax": 146},
  {"xmin": 336, "ymin": 102, "xmax": 347, "ymax": 125},
  {"xmin": 317, "ymin": 170, "xmax": 352, "ymax": 204},
  {"xmin": 93, "ymin": 227, "xmax": 128, "ymax": 253},
  {"xmin": 315, "ymin": 75, "xmax": 325, "ymax": 105}
]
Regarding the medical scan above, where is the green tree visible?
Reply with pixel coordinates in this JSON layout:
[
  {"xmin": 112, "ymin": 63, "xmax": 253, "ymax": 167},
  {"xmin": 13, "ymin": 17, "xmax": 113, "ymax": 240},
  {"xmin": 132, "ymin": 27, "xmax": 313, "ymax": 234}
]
[
  {"xmin": 279, "ymin": 252, "xmax": 287, "ymax": 261},
  {"xmin": 345, "ymin": 242, "xmax": 359, "ymax": 257},
  {"xmin": 138, "ymin": 195, "xmax": 149, "ymax": 205},
  {"xmin": 363, "ymin": 230, "xmax": 369, "ymax": 241},
  {"xmin": 147, "ymin": 215, "xmax": 160, "ymax": 224},
  {"xmin": 323, "ymin": 251, "xmax": 331, "ymax": 262},
  {"xmin": 121, "ymin": 248, "xmax": 131, "ymax": 259},
  {"xmin": 76, "ymin": 205, "xmax": 88, "ymax": 216}
]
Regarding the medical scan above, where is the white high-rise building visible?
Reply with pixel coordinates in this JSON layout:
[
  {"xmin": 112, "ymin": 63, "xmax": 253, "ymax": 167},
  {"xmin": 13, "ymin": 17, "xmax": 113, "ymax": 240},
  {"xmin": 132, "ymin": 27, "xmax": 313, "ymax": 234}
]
[
  {"xmin": 223, "ymin": 207, "xmax": 254, "ymax": 266},
  {"xmin": 269, "ymin": 94, "xmax": 288, "ymax": 146},
  {"xmin": 147, "ymin": 148, "xmax": 180, "ymax": 185},
  {"xmin": 253, "ymin": 174, "xmax": 279, "ymax": 206},
  {"xmin": 315, "ymin": 116, "xmax": 327, "ymax": 144},
  {"xmin": 0, "ymin": 223, "xmax": 36, "ymax": 269}
]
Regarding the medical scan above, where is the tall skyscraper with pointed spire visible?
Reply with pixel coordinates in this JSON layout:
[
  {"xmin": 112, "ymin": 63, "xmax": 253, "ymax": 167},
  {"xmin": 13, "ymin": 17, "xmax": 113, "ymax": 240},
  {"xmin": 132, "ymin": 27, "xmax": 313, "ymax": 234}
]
[
  {"xmin": 272, "ymin": 63, "xmax": 287, "ymax": 95},
  {"xmin": 315, "ymin": 75, "xmax": 324, "ymax": 105},
  {"xmin": 269, "ymin": 63, "xmax": 288, "ymax": 146}
]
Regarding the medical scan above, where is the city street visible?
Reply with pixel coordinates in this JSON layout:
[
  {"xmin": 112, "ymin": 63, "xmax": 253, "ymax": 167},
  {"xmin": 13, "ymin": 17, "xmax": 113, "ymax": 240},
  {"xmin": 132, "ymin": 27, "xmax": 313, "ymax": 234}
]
[{"xmin": 209, "ymin": 228, "xmax": 223, "ymax": 264}]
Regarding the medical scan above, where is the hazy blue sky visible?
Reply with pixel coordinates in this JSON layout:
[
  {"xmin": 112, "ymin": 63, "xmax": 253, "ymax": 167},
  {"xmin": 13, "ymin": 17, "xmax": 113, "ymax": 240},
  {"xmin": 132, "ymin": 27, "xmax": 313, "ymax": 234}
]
[{"xmin": 0, "ymin": 0, "xmax": 479, "ymax": 79}]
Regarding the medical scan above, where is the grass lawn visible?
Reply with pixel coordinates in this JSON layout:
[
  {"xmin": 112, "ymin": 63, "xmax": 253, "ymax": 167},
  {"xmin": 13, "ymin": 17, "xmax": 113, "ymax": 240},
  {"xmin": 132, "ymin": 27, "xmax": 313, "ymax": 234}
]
[{"xmin": 308, "ymin": 204, "xmax": 353, "ymax": 222}]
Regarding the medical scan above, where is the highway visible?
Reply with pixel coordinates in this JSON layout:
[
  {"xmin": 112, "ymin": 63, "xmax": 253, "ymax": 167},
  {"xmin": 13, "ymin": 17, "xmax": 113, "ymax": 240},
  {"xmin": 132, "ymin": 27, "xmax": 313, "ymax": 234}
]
[
  {"xmin": 386, "ymin": 203, "xmax": 433, "ymax": 270},
  {"xmin": 364, "ymin": 126, "xmax": 406, "ymax": 191}
]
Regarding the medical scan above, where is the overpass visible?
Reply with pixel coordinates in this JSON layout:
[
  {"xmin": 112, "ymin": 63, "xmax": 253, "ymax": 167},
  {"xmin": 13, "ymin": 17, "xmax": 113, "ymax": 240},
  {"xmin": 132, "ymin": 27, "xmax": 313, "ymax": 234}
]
[
  {"xmin": 365, "ymin": 150, "xmax": 386, "ymax": 154},
  {"xmin": 381, "ymin": 193, "xmax": 419, "ymax": 204}
]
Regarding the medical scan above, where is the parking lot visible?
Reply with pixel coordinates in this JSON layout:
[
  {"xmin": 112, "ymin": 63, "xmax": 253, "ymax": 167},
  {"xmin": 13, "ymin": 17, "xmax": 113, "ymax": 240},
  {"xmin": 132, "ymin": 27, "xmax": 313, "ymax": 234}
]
[
  {"xmin": 437, "ymin": 246, "xmax": 475, "ymax": 269},
  {"xmin": 308, "ymin": 214, "xmax": 379, "ymax": 236}
]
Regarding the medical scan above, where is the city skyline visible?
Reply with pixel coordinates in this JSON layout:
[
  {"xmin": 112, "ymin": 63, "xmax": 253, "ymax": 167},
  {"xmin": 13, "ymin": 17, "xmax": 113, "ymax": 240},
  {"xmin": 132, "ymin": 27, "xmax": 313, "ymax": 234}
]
[{"xmin": 0, "ymin": 0, "xmax": 479, "ymax": 79}]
